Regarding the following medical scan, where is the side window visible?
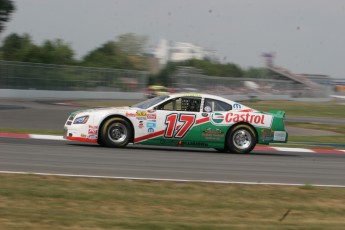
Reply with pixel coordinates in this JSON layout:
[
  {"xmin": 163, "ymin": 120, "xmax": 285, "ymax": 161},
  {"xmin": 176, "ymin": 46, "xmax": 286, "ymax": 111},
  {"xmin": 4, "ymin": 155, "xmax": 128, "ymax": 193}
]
[
  {"xmin": 157, "ymin": 97, "xmax": 201, "ymax": 112},
  {"xmin": 181, "ymin": 97, "xmax": 201, "ymax": 112},
  {"xmin": 157, "ymin": 98, "xmax": 181, "ymax": 110},
  {"xmin": 204, "ymin": 98, "xmax": 232, "ymax": 112}
]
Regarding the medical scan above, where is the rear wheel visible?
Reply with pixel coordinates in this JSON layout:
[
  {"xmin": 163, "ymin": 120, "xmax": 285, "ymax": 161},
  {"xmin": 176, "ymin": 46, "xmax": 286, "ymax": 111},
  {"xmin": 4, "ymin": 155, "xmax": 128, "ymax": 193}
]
[
  {"xmin": 227, "ymin": 124, "xmax": 257, "ymax": 154},
  {"xmin": 100, "ymin": 117, "xmax": 132, "ymax": 148}
]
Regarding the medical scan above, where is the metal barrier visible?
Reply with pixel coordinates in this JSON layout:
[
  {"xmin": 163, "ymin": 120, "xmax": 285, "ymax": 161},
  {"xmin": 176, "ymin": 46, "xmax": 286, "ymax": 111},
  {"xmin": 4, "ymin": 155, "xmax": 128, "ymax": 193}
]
[{"xmin": 0, "ymin": 61, "xmax": 148, "ymax": 92}]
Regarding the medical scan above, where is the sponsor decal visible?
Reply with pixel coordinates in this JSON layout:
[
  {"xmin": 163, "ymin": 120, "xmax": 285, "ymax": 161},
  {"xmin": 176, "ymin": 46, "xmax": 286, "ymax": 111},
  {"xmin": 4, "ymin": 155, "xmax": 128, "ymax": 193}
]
[
  {"xmin": 177, "ymin": 140, "xmax": 183, "ymax": 146},
  {"xmin": 88, "ymin": 125, "xmax": 98, "ymax": 135},
  {"xmin": 160, "ymin": 139, "xmax": 178, "ymax": 145},
  {"xmin": 233, "ymin": 103, "xmax": 242, "ymax": 109},
  {"xmin": 182, "ymin": 94, "xmax": 201, "ymax": 97},
  {"xmin": 202, "ymin": 128, "xmax": 225, "ymax": 141},
  {"xmin": 274, "ymin": 131, "xmax": 287, "ymax": 141},
  {"xmin": 177, "ymin": 140, "xmax": 209, "ymax": 147},
  {"xmin": 204, "ymin": 106, "xmax": 212, "ymax": 112},
  {"xmin": 88, "ymin": 134, "xmax": 98, "ymax": 139},
  {"xmin": 211, "ymin": 112, "xmax": 272, "ymax": 128},
  {"xmin": 146, "ymin": 113, "xmax": 156, "ymax": 120},
  {"xmin": 139, "ymin": 121, "xmax": 144, "ymax": 129},
  {"xmin": 211, "ymin": 113, "xmax": 224, "ymax": 123},
  {"xmin": 148, "ymin": 128, "xmax": 155, "ymax": 133},
  {"xmin": 226, "ymin": 112, "xmax": 272, "ymax": 127},
  {"xmin": 136, "ymin": 111, "xmax": 147, "ymax": 120},
  {"xmin": 225, "ymin": 113, "xmax": 265, "ymax": 124},
  {"xmin": 239, "ymin": 109, "xmax": 253, "ymax": 112},
  {"xmin": 126, "ymin": 112, "xmax": 136, "ymax": 117},
  {"xmin": 146, "ymin": 122, "xmax": 156, "ymax": 128},
  {"xmin": 136, "ymin": 111, "xmax": 147, "ymax": 116},
  {"xmin": 81, "ymin": 134, "xmax": 87, "ymax": 138},
  {"xmin": 261, "ymin": 129, "xmax": 274, "ymax": 141}
]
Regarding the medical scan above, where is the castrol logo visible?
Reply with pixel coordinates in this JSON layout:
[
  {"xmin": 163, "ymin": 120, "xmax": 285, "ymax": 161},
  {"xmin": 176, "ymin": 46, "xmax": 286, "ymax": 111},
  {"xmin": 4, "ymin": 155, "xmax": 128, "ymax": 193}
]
[{"xmin": 211, "ymin": 112, "xmax": 273, "ymax": 128}]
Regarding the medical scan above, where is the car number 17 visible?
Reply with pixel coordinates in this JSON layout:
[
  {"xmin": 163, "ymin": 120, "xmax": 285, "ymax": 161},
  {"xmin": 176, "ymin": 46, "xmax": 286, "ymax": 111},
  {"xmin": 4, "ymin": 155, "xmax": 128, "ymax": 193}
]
[{"xmin": 164, "ymin": 113, "xmax": 196, "ymax": 138}]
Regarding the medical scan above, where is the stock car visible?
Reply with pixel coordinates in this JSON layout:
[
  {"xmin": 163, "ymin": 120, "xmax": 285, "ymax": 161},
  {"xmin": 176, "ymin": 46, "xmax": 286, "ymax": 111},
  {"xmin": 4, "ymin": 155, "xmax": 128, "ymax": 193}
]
[{"xmin": 64, "ymin": 93, "xmax": 288, "ymax": 154}]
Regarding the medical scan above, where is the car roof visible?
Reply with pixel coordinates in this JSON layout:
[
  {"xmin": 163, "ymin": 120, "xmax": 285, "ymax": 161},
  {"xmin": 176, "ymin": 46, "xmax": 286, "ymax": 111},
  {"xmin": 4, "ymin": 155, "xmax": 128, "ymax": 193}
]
[{"xmin": 167, "ymin": 93, "xmax": 235, "ymax": 103}]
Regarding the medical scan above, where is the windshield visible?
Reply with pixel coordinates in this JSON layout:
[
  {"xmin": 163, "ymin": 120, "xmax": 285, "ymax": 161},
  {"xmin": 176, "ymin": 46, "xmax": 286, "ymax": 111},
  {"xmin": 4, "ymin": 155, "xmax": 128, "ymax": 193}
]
[{"xmin": 131, "ymin": 95, "xmax": 169, "ymax": 109}]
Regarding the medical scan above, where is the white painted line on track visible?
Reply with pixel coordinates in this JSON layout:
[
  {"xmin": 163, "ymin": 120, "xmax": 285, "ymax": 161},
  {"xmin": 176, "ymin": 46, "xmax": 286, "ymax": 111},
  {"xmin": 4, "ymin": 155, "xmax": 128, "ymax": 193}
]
[
  {"xmin": 29, "ymin": 134, "xmax": 65, "ymax": 141},
  {"xmin": 272, "ymin": 147, "xmax": 315, "ymax": 152},
  {"xmin": 1, "ymin": 170, "xmax": 345, "ymax": 188}
]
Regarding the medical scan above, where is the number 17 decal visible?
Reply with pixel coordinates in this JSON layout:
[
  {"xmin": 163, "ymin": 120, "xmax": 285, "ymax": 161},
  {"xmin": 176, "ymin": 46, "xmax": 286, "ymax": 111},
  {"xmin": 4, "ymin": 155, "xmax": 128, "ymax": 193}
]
[{"xmin": 164, "ymin": 113, "xmax": 196, "ymax": 138}]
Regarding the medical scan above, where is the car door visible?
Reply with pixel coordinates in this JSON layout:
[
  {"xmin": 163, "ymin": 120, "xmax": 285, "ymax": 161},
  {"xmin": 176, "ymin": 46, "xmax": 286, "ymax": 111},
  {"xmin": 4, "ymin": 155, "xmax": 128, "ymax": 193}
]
[
  {"xmin": 154, "ymin": 96, "xmax": 203, "ymax": 147},
  {"xmin": 200, "ymin": 98, "xmax": 232, "ymax": 144}
]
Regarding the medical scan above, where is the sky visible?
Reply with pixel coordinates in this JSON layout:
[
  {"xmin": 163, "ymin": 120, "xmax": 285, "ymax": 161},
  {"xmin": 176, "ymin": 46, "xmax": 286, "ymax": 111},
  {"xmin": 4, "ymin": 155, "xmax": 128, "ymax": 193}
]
[{"xmin": 2, "ymin": 0, "xmax": 345, "ymax": 78}]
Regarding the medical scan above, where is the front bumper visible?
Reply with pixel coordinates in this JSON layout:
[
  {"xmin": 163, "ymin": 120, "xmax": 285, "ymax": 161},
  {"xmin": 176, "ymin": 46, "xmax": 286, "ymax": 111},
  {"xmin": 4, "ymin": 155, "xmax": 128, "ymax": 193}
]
[{"xmin": 64, "ymin": 126, "xmax": 98, "ymax": 143}]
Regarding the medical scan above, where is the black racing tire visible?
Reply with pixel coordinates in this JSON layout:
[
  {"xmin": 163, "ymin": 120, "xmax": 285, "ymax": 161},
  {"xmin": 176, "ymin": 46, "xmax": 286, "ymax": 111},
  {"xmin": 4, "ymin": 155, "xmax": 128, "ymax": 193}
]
[
  {"xmin": 227, "ymin": 124, "xmax": 257, "ymax": 154},
  {"xmin": 100, "ymin": 117, "xmax": 132, "ymax": 148}
]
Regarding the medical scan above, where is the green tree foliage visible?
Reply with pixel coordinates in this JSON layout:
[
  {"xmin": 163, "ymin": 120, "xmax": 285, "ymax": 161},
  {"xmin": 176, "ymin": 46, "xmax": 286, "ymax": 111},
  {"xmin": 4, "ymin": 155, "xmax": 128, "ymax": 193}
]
[
  {"xmin": 37, "ymin": 39, "xmax": 75, "ymax": 65},
  {"xmin": 81, "ymin": 41, "xmax": 132, "ymax": 69},
  {"xmin": 81, "ymin": 34, "xmax": 148, "ymax": 70},
  {"xmin": 0, "ymin": 33, "xmax": 37, "ymax": 61},
  {"xmin": 0, "ymin": 0, "xmax": 15, "ymax": 34},
  {"xmin": 0, "ymin": 33, "xmax": 75, "ymax": 64},
  {"xmin": 155, "ymin": 61, "xmax": 179, "ymax": 86}
]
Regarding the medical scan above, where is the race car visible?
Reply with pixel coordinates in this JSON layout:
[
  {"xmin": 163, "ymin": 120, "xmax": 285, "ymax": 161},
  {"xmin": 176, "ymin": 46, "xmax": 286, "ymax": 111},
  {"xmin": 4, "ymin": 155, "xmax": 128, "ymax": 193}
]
[
  {"xmin": 64, "ymin": 93, "xmax": 288, "ymax": 154},
  {"xmin": 144, "ymin": 85, "xmax": 170, "ymax": 98}
]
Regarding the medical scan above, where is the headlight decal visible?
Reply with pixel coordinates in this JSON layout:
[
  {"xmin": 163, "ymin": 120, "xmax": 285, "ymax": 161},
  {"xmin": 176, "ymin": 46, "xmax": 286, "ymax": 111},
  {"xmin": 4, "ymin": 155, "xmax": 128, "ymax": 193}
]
[{"xmin": 73, "ymin": 115, "xmax": 89, "ymax": 124}]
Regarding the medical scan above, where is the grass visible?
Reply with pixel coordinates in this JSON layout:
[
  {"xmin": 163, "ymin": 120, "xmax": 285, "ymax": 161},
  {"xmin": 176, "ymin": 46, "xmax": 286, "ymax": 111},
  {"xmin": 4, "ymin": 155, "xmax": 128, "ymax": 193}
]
[{"xmin": 1, "ymin": 173, "xmax": 345, "ymax": 230}]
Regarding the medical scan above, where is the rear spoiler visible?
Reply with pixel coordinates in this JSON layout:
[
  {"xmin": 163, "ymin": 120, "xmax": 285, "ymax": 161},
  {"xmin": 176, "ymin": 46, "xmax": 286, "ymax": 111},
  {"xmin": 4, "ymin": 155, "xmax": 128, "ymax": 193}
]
[{"xmin": 268, "ymin": 110, "xmax": 286, "ymax": 118}]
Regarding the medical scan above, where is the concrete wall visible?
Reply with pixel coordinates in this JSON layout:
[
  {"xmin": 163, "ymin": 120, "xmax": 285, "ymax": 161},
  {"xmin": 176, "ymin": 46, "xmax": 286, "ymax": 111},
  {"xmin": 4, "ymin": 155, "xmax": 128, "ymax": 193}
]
[{"xmin": 0, "ymin": 89, "xmax": 144, "ymax": 100}]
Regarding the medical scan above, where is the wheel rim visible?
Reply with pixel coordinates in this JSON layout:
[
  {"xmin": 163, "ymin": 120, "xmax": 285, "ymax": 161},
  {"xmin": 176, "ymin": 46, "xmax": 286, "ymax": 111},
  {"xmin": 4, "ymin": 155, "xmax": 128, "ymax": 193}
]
[
  {"xmin": 107, "ymin": 122, "xmax": 128, "ymax": 144},
  {"xmin": 232, "ymin": 129, "xmax": 252, "ymax": 150}
]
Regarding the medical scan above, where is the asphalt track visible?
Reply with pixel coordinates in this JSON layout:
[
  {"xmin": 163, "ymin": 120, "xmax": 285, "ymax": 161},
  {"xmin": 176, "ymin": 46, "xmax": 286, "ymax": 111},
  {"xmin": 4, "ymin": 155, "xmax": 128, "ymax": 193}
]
[
  {"xmin": 1, "ymin": 137, "xmax": 345, "ymax": 187},
  {"xmin": 1, "ymin": 99, "xmax": 345, "ymax": 187}
]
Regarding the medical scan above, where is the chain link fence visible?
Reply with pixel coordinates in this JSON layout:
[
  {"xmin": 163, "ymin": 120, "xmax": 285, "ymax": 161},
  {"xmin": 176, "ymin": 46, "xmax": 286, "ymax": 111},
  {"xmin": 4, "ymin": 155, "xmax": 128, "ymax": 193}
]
[
  {"xmin": 172, "ymin": 67, "xmax": 332, "ymax": 98},
  {"xmin": 0, "ymin": 61, "xmax": 333, "ymax": 98},
  {"xmin": 0, "ymin": 61, "xmax": 148, "ymax": 92}
]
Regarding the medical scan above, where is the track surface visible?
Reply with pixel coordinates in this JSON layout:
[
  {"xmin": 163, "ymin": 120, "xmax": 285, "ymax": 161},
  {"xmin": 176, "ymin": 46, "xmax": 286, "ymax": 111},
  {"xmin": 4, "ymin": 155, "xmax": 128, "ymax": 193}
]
[
  {"xmin": 1, "ymin": 99, "xmax": 345, "ymax": 186},
  {"xmin": 1, "ymin": 137, "xmax": 344, "ymax": 186}
]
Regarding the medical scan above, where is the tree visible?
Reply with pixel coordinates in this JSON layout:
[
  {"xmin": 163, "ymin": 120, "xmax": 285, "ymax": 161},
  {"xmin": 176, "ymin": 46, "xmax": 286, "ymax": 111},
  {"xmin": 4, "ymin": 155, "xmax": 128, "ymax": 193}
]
[
  {"xmin": 0, "ymin": 33, "xmax": 36, "ymax": 61},
  {"xmin": 0, "ymin": 0, "xmax": 15, "ymax": 34},
  {"xmin": 37, "ymin": 39, "xmax": 75, "ymax": 64},
  {"xmin": 117, "ymin": 33, "xmax": 148, "ymax": 55},
  {"xmin": 81, "ymin": 41, "xmax": 132, "ymax": 69},
  {"xmin": 0, "ymin": 33, "xmax": 75, "ymax": 64}
]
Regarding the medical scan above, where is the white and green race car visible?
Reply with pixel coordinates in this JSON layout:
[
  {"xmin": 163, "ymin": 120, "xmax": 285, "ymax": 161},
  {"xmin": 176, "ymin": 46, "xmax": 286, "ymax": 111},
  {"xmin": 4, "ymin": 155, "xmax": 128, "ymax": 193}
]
[{"xmin": 64, "ymin": 93, "xmax": 288, "ymax": 154}]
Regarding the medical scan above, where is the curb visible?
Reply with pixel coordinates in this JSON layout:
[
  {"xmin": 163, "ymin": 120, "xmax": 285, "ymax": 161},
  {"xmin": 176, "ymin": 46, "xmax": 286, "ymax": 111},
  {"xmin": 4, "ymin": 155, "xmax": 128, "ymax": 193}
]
[{"xmin": 1, "ymin": 132, "xmax": 345, "ymax": 154}]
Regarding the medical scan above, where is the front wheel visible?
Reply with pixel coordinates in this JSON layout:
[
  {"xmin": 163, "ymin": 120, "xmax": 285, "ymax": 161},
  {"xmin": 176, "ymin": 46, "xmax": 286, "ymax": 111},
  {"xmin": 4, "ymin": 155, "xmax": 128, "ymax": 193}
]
[
  {"xmin": 100, "ymin": 117, "xmax": 132, "ymax": 148},
  {"xmin": 227, "ymin": 124, "xmax": 257, "ymax": 154}
]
